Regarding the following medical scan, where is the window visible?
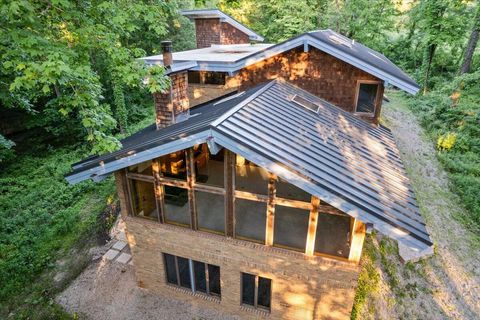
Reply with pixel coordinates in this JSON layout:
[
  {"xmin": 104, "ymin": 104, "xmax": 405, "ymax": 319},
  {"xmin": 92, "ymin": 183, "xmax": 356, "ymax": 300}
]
[
  {"xmin": 241, "ymin": 273, "xmax": 271, "ymax": 311},
  {"xmin": 158, "ymin": 150, "xmax": 187, "ymax": 181},
  {"xmin": 163, "ymin": 253, "xmax": 221, "ymax": 297},
  {"xmin": 355, "ymin": 82, "xmax": 379, "ymax": 114},
  {"xmin": 235, "ymin": 199, "xmax": 267, "ymax": 243},
  {"xmin": 204, "ymin": 72, "xmax": 226, "ymax": 85},
  {"xmin": 235, "ymin": 156, "xmax": 269, "ymax": 195},
  {"xmin": 188, "ymin": 71, "xmax": 201, "ymax": 84},
  {"xmin": 273, "ymin": 206, "xmax": 310, "ymax": 252},
  {"xmin": 164, "ymin": 185, "xmax": 190, "ymax": 226},
  {"xmin": 314, "ymin": 213, "xmax": 352, "ymax": 258},
  {"xmin": 128, "ymin": 179, "xmax": 158, "ymax": 220},
  {"xmin": 275, "ymin": 178, "xmax": 311, "ymax": 202},
  {"xmin": 194, "ymin": 144, "xmax": 224, "ymax": 187},
  {"xmin": 195, "ymin": 191, "xmax": 225, "ymax": 234},
  {"xmin": 127, "ymin": 160, "xmax": 153, "ymax": 175}
]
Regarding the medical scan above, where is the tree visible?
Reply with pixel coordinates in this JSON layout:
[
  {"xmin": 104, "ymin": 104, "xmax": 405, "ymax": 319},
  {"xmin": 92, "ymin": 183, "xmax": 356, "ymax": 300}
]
[
  {"xmin": 0, "ymin": 0, "xmax": 176, "ymax": 156},
  {"xmin": 459, "ymin": 4, "xmax": 480, "ymax": 75}
]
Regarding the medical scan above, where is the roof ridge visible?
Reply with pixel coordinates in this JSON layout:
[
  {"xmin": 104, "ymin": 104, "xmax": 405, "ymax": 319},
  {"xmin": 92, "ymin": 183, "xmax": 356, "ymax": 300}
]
[{"xmin": 209, "ymin": 80, "xmax": 278, "ymax": 128}]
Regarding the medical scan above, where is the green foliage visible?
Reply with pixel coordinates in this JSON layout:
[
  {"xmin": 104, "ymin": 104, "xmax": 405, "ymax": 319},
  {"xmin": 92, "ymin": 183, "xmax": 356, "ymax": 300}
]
[
  {"xmin": 407, "ymin": 70, "xmax": 480, "ymax": 229},
  {"xmin": 0, "ymin": 0, "xmax": 175, "ymax": 155},
  {"xmin": 0, "ymin": 148, "xmax": 116, "ymax": 303},
  {"xmin": 0, "ymin": 134, "xmax": 15, "ymax": 162}
]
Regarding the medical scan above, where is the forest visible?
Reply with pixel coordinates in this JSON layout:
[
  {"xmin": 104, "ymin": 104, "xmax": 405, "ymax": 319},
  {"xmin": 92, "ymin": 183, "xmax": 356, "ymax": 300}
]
[{"xmin": 0, "ymin": 0, "xmax": 479, "ymax": 318}]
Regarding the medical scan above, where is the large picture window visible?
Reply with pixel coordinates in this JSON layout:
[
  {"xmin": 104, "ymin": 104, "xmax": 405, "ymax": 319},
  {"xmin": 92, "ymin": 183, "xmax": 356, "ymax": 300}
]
[
  {"xmin": 241, "ymin": 272, "xmax": 271, "ymax": 311},
  {"xmin": 273, "ymin": 206, "xmax": 310, "ymax": 252},
  {"xmin": 355, "ymin": 82, "xmax": 379, "ymax": 114},
  {"xmin": 158, "ymin": 150, "xmax": 187, "ymax": 181},
  {"xmin": 128, "ymin": 179, "xmax": 158, "ymax": 220},
  {"xmin": 195, "ymin": 191, "xmax": 225, "ymax": 234},
  {"xmin": 235, "ymin": 156, "xmax": 269, "ymax": 195},
  {"xmin": 194, "ymin": 144, "xmax": 224, "ymax": 187},
  {"xmin": 163, "ymin": 253, "xmax": 221, "ymax": 297},
  {"xmin": 164, "ymin": 185, "xmax": 190, "ymax": 226},
  {"xmin": 235, "ymin": 199, "xmax": 267, "ymax": 243},
  {"xmin": 314, "ymin": 213, "xmax": 352, "ymax": 258}
]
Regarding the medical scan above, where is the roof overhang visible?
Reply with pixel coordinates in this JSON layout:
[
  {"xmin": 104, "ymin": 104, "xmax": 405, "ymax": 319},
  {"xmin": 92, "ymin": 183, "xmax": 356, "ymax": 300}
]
[{"xmin": 181, "ymin": 9, "xmax": 264, "ymax": 42}]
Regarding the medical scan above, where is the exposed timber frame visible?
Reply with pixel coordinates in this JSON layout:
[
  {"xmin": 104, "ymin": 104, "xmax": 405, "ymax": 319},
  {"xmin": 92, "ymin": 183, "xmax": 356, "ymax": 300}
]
[{"xmin": 118, "ymin": 145, "xmax": 365, "ymax": 263}]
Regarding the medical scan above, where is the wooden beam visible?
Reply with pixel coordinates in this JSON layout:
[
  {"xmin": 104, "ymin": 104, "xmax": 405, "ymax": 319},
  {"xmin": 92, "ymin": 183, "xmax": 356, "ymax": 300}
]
[
  {"xmin": 157, "ymin": 177, "xmax": 188, "ymax": 188},
  {"xmin": 152, "ymin": 159, "xmax": 165, "ymax": 223},
  {"xmin": 225, "ymin": 150, "xmax": 235, "ymax": 237},
  {"xmin": 193, "ymin": 184, "xmax": 226, "ymax": 195},
  {"xmin": 305, "ymin": 196, "xmax": 320, "ymax": 256},
  {"xmin": 186, "ymin": 148, "xmax": 197, "ymax": 230},
  {"xmin": 114, "ymin": 170, "xmax": 131, "ymax": 218},
  {"xmin": 265, "ymin": 173, "xmax": 276, "ymax": 246},
  {"xmin": 275, "ymin": 197, "xmax": 311, "ymax": 210},
  {"xmin": 125, "ymin": 172, "xmax": 154, "ymax": 182},
  {"xmin": 234, "ymin": 191, "xmax": 269, "ymax": 202},
  {"xmin": 348, "ymin": 218, "xmax": 366, "ymax": 263}
]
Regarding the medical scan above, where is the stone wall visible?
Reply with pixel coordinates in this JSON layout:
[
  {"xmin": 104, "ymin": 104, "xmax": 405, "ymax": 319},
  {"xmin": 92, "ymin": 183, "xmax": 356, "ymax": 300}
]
[{"xmin": 124, "ymin": 216, "xmax": 360, "ymax": 320}]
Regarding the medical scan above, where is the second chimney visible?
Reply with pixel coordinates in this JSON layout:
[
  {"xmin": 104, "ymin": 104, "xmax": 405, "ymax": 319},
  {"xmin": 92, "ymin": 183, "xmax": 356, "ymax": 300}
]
[{"xmin": 154, "ymin": 41, "xmax": 189, "ymax": 129}]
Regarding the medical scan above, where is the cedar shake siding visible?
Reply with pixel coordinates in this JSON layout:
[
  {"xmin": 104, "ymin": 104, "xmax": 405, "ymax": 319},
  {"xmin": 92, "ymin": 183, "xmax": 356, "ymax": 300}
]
[
  {"xmin": 220, "ymin": 21, "xmax": 250, "ymax": 45},
  {"xmin": 154, "ymin": 71, "xmax": 189, "ymax": 128},
  {"xmin": 195, "ymin": 18, "xmax": 222, "ymax": 49}
]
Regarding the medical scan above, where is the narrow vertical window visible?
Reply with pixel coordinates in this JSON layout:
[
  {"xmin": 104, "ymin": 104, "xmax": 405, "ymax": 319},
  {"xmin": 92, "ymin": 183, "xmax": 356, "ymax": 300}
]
[
  {"xmin": 241, "ymin": 272, "xmax": 271, "ymax": 311},
  {"xmin": 177, "ymin": 256, "xmax": 192, "ymax": 289},
  {"xmin": 208, "ymin": 264, "xmax": 221, "ymax": 296},
  {"xmin": 163, "ymin": 253, "xmax": 178, "ymax": 285},
  {"xmin": 193, "ymin": 260, "xmax": 207, "ymax": 293}
]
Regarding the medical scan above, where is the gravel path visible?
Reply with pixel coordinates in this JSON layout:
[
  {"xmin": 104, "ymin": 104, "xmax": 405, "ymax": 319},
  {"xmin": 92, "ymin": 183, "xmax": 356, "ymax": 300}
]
[{"xmin": 363, "ymin": 96, "xmax": 480, "ymax": 319}]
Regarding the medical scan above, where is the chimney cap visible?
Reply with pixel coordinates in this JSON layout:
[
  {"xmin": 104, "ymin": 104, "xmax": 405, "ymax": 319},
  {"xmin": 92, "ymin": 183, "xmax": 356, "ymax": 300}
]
[{"xmin": 161, "ymin": 40, "xmax": 173, "ymax": 53}]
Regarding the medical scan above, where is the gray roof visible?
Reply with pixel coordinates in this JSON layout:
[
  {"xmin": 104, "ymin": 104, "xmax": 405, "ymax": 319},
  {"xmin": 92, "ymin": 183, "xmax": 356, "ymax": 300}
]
[
  {"xmin": 181, "ymin": 9, "xmax": 264, "ymax": 42},
  {"xmin": 141, "ymin": 29, "xmax": 420, "ymax": 94},
  {"xmin": 66, "ymin": 80, "xmax": 432, "ymax": 258}
]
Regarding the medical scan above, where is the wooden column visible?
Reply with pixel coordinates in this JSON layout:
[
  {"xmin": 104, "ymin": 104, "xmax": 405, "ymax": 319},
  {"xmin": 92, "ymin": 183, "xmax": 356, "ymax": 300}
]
[
  {"xmin": 265, "ymin": 173, "xmax": 276, "ymax": 246},
  {"xmin": 152, "ymin": 159, "xmax": 165, "ymax": 223},
  {"xmin": 305, "ymin": 196, "xmax": 320, "ymax": 256},
  {"xmin": 114, "ymin": 170, "xmax": 131, "ymax": 218},
  {"xmin": 186, "ymin": 148, "xmax": 197, "ymax": 230},
  {"xmin": 224, "ymin": 150, "xmax": 235, "ymax": 237},
  {"xmin": 348, "ymin": 218, "xmax": 366, "ymax": 263}
]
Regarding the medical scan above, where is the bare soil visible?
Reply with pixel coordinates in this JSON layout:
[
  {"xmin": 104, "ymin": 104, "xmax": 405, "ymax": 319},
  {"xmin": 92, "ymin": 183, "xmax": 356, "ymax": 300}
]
[{"xmin": 357, "ymin": 95, "xmax": 480, "ymax": 319}]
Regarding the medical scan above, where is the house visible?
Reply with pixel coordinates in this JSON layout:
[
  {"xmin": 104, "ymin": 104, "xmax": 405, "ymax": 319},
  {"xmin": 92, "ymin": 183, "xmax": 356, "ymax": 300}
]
[{"xmin": 66, "ymin": 9, "xmax": 433, "ymax": 320}]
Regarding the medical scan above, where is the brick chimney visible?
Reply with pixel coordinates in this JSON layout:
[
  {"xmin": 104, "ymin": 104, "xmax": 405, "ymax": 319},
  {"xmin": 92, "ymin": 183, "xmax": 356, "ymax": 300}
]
[
  {"xmin": 154, "ymin": 41, "xmax": 189, "ymax": 129},
  {"xmin": 193, "ymin": 18, "xmax": 250, "ymax": 49}
]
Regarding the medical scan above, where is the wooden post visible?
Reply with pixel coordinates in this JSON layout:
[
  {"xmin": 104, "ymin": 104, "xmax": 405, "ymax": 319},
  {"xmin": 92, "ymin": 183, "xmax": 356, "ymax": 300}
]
[
  {"xmin": 152, "ymin": 159, "xmax": 165, "ymax": 223},
  {"xmin": 114, "ymin": 170, "xmax": 131, "ymax": 218},
  {"xmin": 265, "ymin": 173, "xmax": 276, "ymax": 246},
  {"xmin": 348, "ymin": 218, "xmax": 366, "ymax": 263},
  {"xmin": 305, "ymin": 196, "xmax": 320, "ymax": 256},
  {"xmin": 186, "ymin": 148, "xmax": 197, "ymax": 230},
  {"xmin": 225, "ymin": 150, "xmax": 235, "ymax": 237}
]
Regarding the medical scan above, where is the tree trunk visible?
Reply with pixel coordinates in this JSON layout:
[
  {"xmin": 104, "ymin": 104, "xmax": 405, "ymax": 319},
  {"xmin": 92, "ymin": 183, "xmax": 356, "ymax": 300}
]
[
  {"xmin": 459, "ymin": 6, "xmax": 480, "ymax": 75},
  {"xmin": 422, "ymin": 43, "xmax": 437, "ymax": 94}
]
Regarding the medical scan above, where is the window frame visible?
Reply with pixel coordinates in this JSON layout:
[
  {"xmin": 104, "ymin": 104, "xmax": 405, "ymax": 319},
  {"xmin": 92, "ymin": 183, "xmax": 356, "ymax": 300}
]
[
  {"xmin": 162, "ymin": 253, "xmax": 221, "ymax": 298},
  {"xmin": 240, "ymin": 272, "xmax": 272, "ymax": 312},
  {"xmin": 354, "ymin": 80, "xmax": 382, "ymax": 116}
]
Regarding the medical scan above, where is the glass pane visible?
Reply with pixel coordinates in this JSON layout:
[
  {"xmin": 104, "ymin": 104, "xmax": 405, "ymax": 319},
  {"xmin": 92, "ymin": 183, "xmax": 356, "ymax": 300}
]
[
  {"xmin": 241, "ymin": 273, "xmax": 255, "ymax": 306},
  {"xmin": 193, "ymin": 261, "xmax": 207, "ymax": 293},
  {"xmin": 158, "ymin": 150, "xmax": 187, "ymax": 181},
  {"xmin": 194, "ymin": 144, "xmax": 224, "ymax": 187},
  {"xmin": 276, "ymin": 178, "xmax": 311, "ymax": 202},
  {"xmin": 196, "ymin": 191, "xmax": 225, "ymax": 234},
  {"xmin": 208, "ymin": 264, "xmax": 221, "ymax": 296},
  {"xmin": 177, "ymin": 256, "xmax": 191, "ymax": 289},
  {"xmin": 314, "ymin": 213, "xmax": 352, "ymax": 258},
  {"xmin": 356, "ymin": 83, "xmax": 378, "ymax": 113},
  {"xmin": 163, "ymin": 253, "xmax": 177, "ymax": 285},
  {"xmin": 258, "ymin": 277, "xmax": 271, "ymax": 309},
  {"xmin": 164, "ymin": 186, "xmax": 190, "ymax": 226},
  {"xmin": 129, "ymin": 179, "xmax": 158, "ymax": 220},
  {"xmin": 128, "ymin": 160, "xmax": 153, "ymax": 175},
  {"xmin": 235, "ymin": 156, "xmax": 269, "ymax": 195},
  {"xmin": 235, "ymin": 199, "xmax": 267, "ymax": 243},
  {"xmin": 273, "ymin": 206, "xmax": 309, "ymax": 252}
]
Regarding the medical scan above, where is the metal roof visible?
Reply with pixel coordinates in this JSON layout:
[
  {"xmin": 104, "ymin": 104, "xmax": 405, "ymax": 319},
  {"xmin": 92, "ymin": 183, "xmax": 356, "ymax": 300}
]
[
  {"xmin": 66, "ymin": 80, "xmax": 432, "ymax": 259},
  {"xmin": 181, "ymin": 9, "xmax": 264, "ymax": 42},
  {"xmin": 140, "ymin": 29, "xmax": 420, "ymax": 94}
]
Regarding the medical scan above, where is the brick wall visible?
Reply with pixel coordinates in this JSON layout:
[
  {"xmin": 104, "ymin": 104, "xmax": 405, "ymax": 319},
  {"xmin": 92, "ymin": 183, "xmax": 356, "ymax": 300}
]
[
  {"xmin": 124, "ymin": 216, "xmax": 359, "ymax": 320},
  {"xmin": 195, "ymin": 18, "xmax": 222, "ymax": 48},
  {"xmin": 154, "ymin": 71, "xmax": 189, "ymax": 129},
  {"xmin": 220, "ymin": 22, "xmax": 250, "ymax": 45}
]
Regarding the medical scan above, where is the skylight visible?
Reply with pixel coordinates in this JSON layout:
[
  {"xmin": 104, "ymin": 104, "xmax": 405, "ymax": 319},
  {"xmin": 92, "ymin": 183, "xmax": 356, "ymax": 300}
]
[
  {"xmin": 291, "ymin": 95, "xmax": 320, "ymax": 113},
  {"xmin": 328, "ymin": 34, "xmax": 353, "ymax": 48}
]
